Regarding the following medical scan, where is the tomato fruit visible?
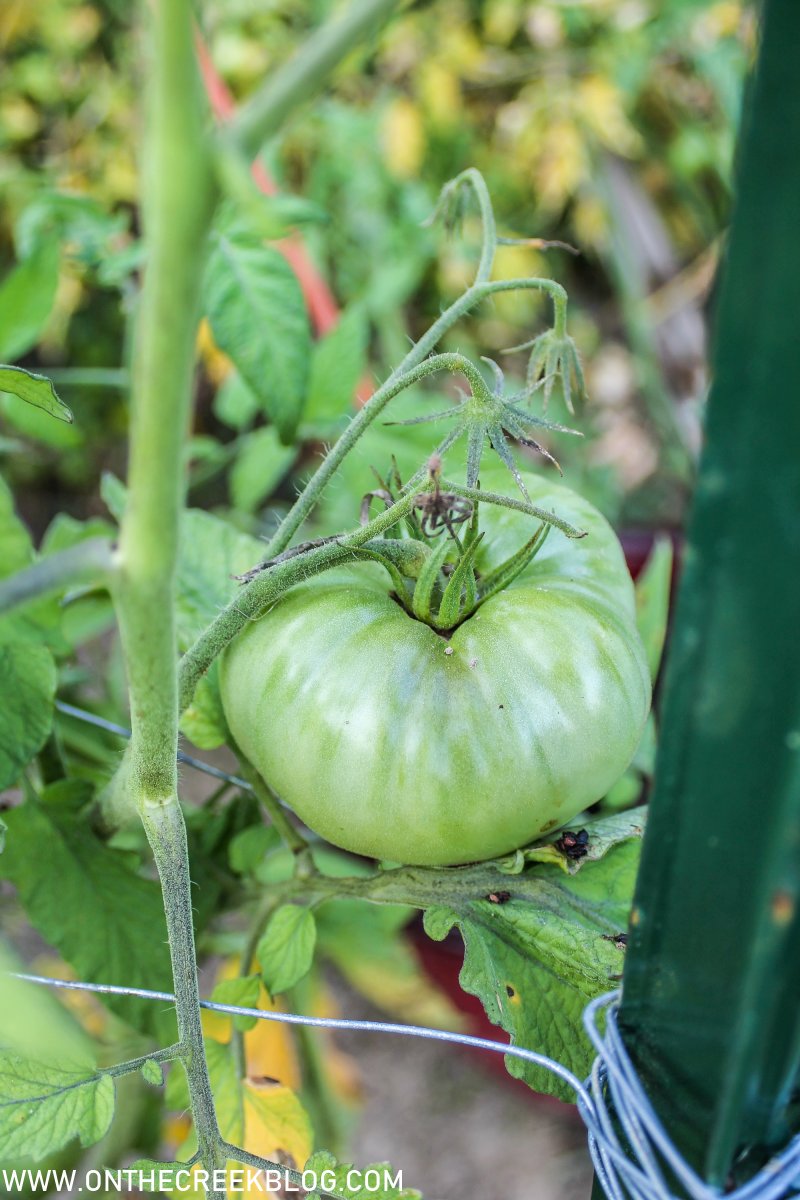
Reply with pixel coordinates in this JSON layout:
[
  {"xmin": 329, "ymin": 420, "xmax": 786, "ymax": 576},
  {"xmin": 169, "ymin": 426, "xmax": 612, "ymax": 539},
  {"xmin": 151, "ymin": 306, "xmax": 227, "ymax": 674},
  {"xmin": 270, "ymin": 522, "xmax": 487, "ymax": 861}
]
[{"xmin": 219, "ymin": 469, "xmax": 651, "ymax": 866}]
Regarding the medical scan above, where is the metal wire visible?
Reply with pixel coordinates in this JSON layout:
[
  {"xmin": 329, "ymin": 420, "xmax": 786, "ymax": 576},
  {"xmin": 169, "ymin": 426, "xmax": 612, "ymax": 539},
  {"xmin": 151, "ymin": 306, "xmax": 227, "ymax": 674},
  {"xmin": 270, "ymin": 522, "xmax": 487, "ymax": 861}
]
[
  {"xmin": 54, "ymin": 700, "xmax": 251, "ymax": 791},
  {"xmin": 10, "ymin": 973, "xmax": 800, "ymax": 1200},
  {"xmin": 41, "ymin": 706, "xmax": 800, "ymax": 1197}
]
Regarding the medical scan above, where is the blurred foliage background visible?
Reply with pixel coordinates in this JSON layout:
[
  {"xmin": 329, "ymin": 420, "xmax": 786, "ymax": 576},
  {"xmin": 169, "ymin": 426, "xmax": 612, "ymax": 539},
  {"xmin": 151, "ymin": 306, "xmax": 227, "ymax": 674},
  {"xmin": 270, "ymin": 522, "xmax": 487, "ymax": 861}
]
[
  {"xmin": 0, "ymin": 0, "xmax": 751, "ymax": 529},
  {"xmin": 0, "ymin": 2, "xmax": 754, "ymax": 1184}
]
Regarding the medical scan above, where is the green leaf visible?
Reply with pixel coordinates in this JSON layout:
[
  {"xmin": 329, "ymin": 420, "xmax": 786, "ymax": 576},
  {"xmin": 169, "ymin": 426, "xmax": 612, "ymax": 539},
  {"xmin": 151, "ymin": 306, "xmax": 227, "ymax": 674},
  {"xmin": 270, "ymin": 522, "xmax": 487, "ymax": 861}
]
[
  {"xmin": 15, "ymin": 192, "xmax": 128, "ymax": 267},
  {"xmin": 128, "ymin": 1161, "xmax": 194, "ymax": 1194},
  {"xmin": 213, "ymin": 370, "xmax": 260, "ymax": 431},
  {"xmin": 204, "ymin": 228, "xmax": 311, "ymax": 442},
  {"xmin": 0, "ymin": 784, "xmax": 172, "ymax": 1034},
  {"xmin": 41, "ymin": 512, "xmax": 116, "ymax": 556},
  {"xmin": 0, "ymin": 1054, "xmax": 114, "ymax": 1163},
  {"xmin": 304, "ymin": 1150, "xmax": 422, "ymax": 1200},
  {"xmin": 303, "ymin": 307, "xmax": 367, "ymax": 431},
  {"xmin": 0, "ymin": 476, "xmax": 59, "ymax": 778},
  {"xmin": 0, "ymin": 239, "xmax": 59, "ymax": 362},
  {"xmin": 498, "ymin": 807, "xmax": 647, "ymax": 876},
  {"xmin": 175, "ymin": 509, "xmax": 264, "ymax": 651},
  {"xmin": 423, "ymin": 841, "xmax": 639, "ymax": 1099},
  {"xmin": 100, "ymin": 471, "xmax": 126, "ymax": 521},
  {"xmin": 228, "ymin": 824, "xmax": 282, "ymax": 875},
  {"xmin": 0, "ymin": 365, "xmax": 72, "ymax": 423},
  {"xmin": 230, "ymin": 426, "xmax": 296, "ymax": 513},
  {"xmin": 210, "ymin": 975, "xmax": 261, "ymax": 1032},
  {"xmin": 1, "ymin": 470, "xmax": 36, "ymax": 572},
  {"xmin": 179, "ymin": 661, "xmax": 229, "ymax": 750},
  {"xmin": 0, "ymin": 638, "xmax": 56, "ymax": 789},
  {"xmin": 140, "ymin": 1059, "xmax": 164, "ymax": 1087},
  {"xmin": 257, "ymin": 905, "xmax": 317, "ymax": 996},
  {"xmin": 635, "ymin": 536, "xmax": 674, "ymax": 681}
]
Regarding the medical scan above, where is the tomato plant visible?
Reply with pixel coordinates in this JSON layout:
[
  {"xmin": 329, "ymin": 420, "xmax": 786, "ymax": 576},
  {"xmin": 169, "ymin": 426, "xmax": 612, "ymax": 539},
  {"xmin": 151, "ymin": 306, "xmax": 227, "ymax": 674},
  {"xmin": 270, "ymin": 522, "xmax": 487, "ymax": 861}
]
[
  {"xmin": 0, "ymin": 1, "xmax": 679, "ymax": 1190},
  {"xmin": 221, "ymin": 469, "xmax": 650, "ymax": 866}
]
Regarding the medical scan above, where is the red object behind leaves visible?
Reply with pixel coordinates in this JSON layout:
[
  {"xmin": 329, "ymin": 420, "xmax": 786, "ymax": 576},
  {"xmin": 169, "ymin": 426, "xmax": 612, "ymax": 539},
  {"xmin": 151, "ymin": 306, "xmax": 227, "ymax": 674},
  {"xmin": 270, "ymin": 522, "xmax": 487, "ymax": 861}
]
[{"xmin": 194, "ymin": 33, "xmax": 341, "ymax": 338}]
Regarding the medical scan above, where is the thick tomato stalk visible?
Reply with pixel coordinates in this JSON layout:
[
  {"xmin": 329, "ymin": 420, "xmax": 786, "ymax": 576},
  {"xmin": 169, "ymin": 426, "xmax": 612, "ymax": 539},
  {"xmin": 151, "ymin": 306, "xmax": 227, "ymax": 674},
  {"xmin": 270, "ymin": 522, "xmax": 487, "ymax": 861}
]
[{"xmin": 220, "ymin": 470, "xmax": 651, "ymax": 867}]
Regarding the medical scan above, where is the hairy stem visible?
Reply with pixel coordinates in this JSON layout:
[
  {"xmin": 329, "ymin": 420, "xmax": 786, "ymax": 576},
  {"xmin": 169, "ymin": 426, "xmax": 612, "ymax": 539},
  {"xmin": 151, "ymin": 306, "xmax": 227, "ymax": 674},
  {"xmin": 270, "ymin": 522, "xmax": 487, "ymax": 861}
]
[
  {"xmin": 443, "ymin": 480, "xmax": 586, "ymax": 539},
  {"xmin": 263, "ymin": 277, "xmax": 569, "ymax": 558},
  {"xmin": 442, "ymin": 168, "xmax": 498, "ymax": 284},
  {"xmin": 115, "ymin": 1, "xmax": 222, "ymax": 1191},
  {"xmin": 178, "ymin": 481, "xmax": 431, "ymax": 713},
  {"xmin": 103, "ymin": 1042, "xmax": 184, "ymax": 1080}
]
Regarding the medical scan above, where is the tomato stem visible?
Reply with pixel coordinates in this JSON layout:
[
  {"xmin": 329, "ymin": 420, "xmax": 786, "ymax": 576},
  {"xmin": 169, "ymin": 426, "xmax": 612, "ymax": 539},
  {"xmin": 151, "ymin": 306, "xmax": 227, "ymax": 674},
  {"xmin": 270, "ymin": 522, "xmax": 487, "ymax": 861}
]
[
  {"xmin": 178, "ymin": 481, "xmax": 432, "ymax": 713},
  {"xmin": 262, "ymin": 278, "xmax": 571, "ymax": 559}
]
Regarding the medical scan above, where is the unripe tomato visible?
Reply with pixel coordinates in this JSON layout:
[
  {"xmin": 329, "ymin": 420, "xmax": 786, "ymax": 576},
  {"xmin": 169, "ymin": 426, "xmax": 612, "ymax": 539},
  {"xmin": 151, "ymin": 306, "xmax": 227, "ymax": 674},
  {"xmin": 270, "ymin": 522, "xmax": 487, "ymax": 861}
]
[{"xmin": 220, "ymin": 470, "xmax": 650, "ymax": 866}]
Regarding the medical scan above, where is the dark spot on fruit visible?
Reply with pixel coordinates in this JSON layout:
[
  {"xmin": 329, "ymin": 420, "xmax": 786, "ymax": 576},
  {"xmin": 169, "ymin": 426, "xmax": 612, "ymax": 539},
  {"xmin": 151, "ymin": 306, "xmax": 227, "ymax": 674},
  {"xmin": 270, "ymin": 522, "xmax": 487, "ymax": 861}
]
[
  {"xmin": 498, "ymin": 704, "xmax": 504, "ymax": 710},
  {"xmin": 505, "ymin": 985, "xmax": 515, "ymax": 998}
]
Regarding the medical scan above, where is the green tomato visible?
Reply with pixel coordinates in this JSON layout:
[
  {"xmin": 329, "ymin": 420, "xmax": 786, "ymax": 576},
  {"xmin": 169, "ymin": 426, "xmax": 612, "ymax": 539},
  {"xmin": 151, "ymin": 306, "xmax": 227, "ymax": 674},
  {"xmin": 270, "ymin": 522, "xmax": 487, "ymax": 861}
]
[{"xmin": 220, "ymin": 469, "xmax": 651, "ymax": 866}]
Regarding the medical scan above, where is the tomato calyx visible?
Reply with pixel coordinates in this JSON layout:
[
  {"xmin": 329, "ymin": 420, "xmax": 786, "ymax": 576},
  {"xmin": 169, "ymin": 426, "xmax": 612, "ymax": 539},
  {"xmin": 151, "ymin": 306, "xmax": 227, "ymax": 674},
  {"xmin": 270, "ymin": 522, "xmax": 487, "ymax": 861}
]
[
  {"xmin": 385, "ymin": 356, "xmax": 582, "ymax": 503},
  {"xmin": 355, "ymin": 497, "xmax": 551, "ymax": 635}
]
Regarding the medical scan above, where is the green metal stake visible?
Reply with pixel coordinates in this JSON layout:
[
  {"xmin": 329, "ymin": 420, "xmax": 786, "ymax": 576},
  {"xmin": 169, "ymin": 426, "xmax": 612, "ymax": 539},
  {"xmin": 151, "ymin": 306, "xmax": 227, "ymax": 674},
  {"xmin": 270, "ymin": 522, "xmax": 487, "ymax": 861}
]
[{"xmin": 616, "ymin": 0, "xmax": 800, "ymax": 1187}]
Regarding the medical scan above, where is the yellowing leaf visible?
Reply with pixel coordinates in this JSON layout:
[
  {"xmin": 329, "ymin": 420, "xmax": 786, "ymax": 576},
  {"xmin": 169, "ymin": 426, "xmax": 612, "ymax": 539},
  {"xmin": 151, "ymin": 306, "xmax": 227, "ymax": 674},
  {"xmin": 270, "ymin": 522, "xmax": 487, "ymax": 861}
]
[
  {"xmin": 417, "ymin": 62, "xmax": 461, "ymax": 130},
  {"xmin": 197, "ymin": 317, "xmax": 233, "ymax": 386},
  {"xmin": 577, "ymin": 76, "xmax": 642, "ymax": 157},
  {"xmin": 382, "ymin": 97, "xmax": 425, "ymax": 180},
  {"xmin": 438, "ymin": 22, "xmax": 483, "ymax": 72},
  {"xmin": 573, "ymin": 194, "xmax": 610, "ymax": 251},
  {"xmin": 535, "ymin": 120, "xmax": 587, "ymax": 212},
  {"xmin": 483, "ymin": 0, "xmax": 522, "ymax": 46},
  {"xmin": 242, "ymin": 1078, "xmax": 312, "ymax": 1170}
]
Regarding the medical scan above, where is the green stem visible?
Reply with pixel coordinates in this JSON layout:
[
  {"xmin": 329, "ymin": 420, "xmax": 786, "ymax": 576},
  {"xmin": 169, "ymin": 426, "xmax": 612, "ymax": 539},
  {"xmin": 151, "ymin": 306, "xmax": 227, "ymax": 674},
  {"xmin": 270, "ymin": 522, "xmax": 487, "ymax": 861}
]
[
  {"xmin": 263, "ymin": 278, "xmax": 569, "ymax": 558},
  {"xmin": 102, "ymin": 1042, "xmax": 184, "ymax": 1080},
  {"xmin": 443, "ymin": 479, "xmax": 586, "ymax": 539},
  {"xmin": 115, "ymin": 0, "xmax": 222, "ymax": 1191},
  {"xmin": 141, "ymin": 803, "xmax": 225, "ymax": 1179},
  {"xmin": 0, "ymin": 538, "xmax": 113, "ymax": 617},
  {"xmin": 229, "ymin": 0, "xmax": 402, "ymax": 160},
  {"xmin": 449, "ymin": 168, "xmax": 498, "ymax": 284},
  {"xmin": 45, "ymin": 368, "xmax": 130, "ymax": 390},
  {"xmin": 248, "ymin": 859, "xmax": 619, "ymax": 930},
  {"xmin": 178, "ymin": 481, "xmax": 431, "ymax": 713},
  {"xmin": 236, "ymin": 754, "xmax": 309, "ymax": 856}
]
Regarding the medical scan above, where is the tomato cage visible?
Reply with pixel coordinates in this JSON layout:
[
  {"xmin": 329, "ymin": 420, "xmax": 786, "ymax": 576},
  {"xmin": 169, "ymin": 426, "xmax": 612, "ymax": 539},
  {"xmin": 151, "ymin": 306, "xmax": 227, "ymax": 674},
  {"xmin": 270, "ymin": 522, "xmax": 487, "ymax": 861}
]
[{"xmin": 4, "ymin": 1, "xmax": 800, "ymax": 1197}]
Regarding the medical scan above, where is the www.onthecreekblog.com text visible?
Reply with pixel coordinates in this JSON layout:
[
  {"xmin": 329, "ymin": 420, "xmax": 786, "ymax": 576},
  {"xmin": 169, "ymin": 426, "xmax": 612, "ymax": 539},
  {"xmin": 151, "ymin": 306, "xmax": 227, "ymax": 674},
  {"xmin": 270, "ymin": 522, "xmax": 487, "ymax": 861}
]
[{"xmin": 2, "ymin": 1165, "xmax": 405, "ymax": 1194}]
